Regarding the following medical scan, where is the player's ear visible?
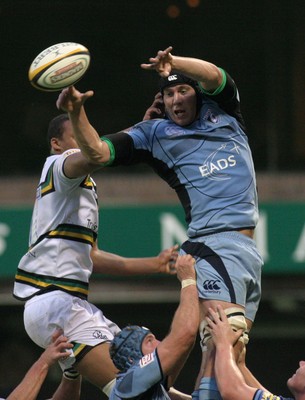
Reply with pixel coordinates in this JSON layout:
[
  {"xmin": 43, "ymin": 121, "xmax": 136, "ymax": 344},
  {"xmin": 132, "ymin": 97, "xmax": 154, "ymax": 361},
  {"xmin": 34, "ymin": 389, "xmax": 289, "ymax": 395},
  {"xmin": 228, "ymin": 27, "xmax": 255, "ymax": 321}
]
[
  {"xmin": 146, "ymin": 333, "xmax": 155, "ymax": 342},
  {"xmin": 142, "ymin": 333, "xmax": 156, "ymax": 353},
  {"xmin": 50, "ymin": 137, "xmax": 62, "ymax": 154}
]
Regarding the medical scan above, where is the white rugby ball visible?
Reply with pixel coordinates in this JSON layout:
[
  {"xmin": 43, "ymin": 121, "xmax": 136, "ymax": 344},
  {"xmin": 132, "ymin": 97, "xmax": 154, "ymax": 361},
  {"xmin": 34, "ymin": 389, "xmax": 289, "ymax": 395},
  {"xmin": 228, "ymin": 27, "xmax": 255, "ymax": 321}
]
[{"xmin": 28, "ymin": 42, "xmax": 91, "ymax": 92}]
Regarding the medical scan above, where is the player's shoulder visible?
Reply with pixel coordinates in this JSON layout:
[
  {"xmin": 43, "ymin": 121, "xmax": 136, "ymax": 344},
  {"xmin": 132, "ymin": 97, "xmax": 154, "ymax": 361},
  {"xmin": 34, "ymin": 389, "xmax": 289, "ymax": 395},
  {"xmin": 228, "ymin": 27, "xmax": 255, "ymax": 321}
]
[
  {"xmin": 42, "ymin": 150, "xmax": 82, "ymax": 183},
  {"xmin": 62, "ymin": 148, "xmax": 81, "ymax": 157},
  {"xmin": 132, "ymin": 118, "xmax": 165, "ymax": 132},
  {"xmin": 114, "ymin": 351, "xmax": 162, "ymax": 399},
  {"xmin": 43, "ymin": 150, "xmax": 79, "ymax": 168}
]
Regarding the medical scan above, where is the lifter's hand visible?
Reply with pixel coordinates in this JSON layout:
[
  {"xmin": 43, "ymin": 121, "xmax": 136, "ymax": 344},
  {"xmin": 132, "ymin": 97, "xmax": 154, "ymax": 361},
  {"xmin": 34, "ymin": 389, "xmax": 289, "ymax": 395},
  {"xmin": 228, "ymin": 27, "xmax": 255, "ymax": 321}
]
[
  {"xmin": 206, "ymin": 305, "xmax": 243, "ymax": 348},
  {"xmin": 141, "ymin": 46, "xmax": 174, "ymax": 78},
  {"xmin": 175, "ymin": 254, "xmax": 196, "ymax": 282},
  {"xmin": 157, "ymin": 244, "xmax": 179, "ymax": 275},
  {"xmin": 56, "ymin": 86, "xmax": 94, "ymax": 113},
  {"xmin": 40, "ymin": 329, "xmax": 74, "ymax": 367}
]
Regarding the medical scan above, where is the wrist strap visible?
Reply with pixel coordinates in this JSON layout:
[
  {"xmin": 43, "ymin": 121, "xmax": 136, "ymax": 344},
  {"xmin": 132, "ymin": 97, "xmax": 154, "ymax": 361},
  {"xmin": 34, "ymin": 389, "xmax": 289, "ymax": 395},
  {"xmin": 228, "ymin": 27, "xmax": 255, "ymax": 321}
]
[
  {"xmin": 63, "ymin": 367, "xmax": 80, "ymax": 380},
  {"xmin": 181, "ymin": 279, "xmax": 196, "ymax": 289}
]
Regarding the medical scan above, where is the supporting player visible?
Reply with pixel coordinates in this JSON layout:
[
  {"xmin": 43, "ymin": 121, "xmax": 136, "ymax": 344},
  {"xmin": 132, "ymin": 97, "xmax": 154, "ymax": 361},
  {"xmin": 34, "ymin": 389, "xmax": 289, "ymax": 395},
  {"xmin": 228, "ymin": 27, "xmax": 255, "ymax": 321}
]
[
  {"xmin": 109, "ymin": 254, "xmax": 199, "ymax": 400},
  {"xmin": 1, "ymin": 330, "xmax": 81, "ymax": 400},
  {"xmin": 207, "ymin": 305, "xmax": 301, "ymax": 400}
]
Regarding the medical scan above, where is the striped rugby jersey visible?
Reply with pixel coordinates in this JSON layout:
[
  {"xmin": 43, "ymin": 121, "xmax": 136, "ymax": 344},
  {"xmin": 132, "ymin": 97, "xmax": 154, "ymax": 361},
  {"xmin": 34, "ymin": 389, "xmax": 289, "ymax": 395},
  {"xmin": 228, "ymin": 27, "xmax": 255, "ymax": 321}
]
[{"xmin": 13, "ymin": 149, "xmax": 98, "ymax": 301}]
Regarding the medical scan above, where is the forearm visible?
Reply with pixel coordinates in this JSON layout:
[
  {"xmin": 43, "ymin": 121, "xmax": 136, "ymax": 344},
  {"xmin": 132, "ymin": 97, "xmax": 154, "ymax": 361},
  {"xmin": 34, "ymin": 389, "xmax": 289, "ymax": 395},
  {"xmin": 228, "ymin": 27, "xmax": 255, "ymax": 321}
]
[
  {"xmin": 215, "ymin": 345, "xmax": 250, "ymax": 400},
  {"xmin": 92, "ymin": 249, "xmax": 160, "ymax": 275},
  {"xmin": 69, "ymin": 106, "xmax": 110, "ymax": 164},
  {"xmin": 237, "ymin": 346, "xmax": 267, "ymax": 390},
  {"xmin": 238, "ymin": 363, "xmax": 267, "ymax": 391},
  {"xmin": 171, "ymin": 56, "xmax": 222, "ymax": 91},
  {"xmin": 216, "ymin": 346, "xmax": 270, "ymax": 399},
  {"xmin": 171, "ymin": 284, "xmax": 199, "ymax": 334},
  {"xmin": 6, "ymin": 359, "xmax": 49, "ymax": 400},
  {"xmin": 162, "ymin": 284, "xmax": 199, "ymax": 385}
]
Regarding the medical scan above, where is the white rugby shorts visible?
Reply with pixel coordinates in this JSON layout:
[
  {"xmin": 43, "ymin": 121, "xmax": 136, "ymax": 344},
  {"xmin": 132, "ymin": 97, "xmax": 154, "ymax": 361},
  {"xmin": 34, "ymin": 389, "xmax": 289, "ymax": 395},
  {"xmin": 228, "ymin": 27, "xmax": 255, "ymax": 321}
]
[{"xmin": 24, "ymin": 290, "xmax": 120, "ymax": 369}]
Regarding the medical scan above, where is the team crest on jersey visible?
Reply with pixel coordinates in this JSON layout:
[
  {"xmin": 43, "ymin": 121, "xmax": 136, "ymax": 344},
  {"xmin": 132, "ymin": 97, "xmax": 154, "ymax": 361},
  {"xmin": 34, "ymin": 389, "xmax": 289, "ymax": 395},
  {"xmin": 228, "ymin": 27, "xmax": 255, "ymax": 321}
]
[
  {"xmin": 139, "ymin": 353, "xmax": 154, "ymax": 367},
  {"xmin": 164, "ymin": 126, "xmax": 186, "ymax": 137},
  {"xmin": 203, "ymin": 108, "xmax": 219, "ymax": 123}
]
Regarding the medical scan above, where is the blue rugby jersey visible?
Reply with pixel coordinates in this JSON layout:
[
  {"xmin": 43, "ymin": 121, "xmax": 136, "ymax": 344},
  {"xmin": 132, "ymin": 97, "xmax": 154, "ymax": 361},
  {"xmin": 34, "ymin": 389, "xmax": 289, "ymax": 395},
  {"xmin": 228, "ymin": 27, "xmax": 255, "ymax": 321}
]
[
  {"xmin": 110, "ymin": 350, "xmax": 170, "ymax": 400},
  {"xmin": 104, "ymin": 71, "xmax": 258, "ymax": 238}
]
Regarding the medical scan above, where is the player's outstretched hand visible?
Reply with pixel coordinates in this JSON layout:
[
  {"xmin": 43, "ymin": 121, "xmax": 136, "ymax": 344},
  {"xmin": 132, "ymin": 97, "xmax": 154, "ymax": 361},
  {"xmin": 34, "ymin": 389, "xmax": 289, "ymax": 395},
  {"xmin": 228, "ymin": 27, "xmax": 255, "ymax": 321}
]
[
  {"xmin": 158, "ymin": 244, "xmax": 179, "ymax": 275},
  {"xmin": 141, "ymin": 46, "xmax": 173, "ymax": 77},
  {"xmin": 56, "ymin": 86, "xmax": 94, "ymax": 113},
  {"xmin": 206, "ymin": 305, "xmax": 243, "ymax": 348}
]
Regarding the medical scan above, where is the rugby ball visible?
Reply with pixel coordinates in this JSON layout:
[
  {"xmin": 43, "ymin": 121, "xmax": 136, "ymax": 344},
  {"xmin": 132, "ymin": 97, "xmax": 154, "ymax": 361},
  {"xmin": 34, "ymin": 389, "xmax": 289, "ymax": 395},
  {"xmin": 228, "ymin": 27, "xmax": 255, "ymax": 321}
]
[{"xmin": 28, "ymin": 42, "xmax": 91, "ymax": 92}]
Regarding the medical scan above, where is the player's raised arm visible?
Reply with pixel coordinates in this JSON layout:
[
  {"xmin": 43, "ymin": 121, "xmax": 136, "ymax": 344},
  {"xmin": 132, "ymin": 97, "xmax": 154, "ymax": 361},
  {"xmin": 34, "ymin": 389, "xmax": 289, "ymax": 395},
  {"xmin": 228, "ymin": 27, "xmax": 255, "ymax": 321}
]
[
  {"xmin": 56, "ymin": 86, "xmax": 111, "ymax": 166},
  {"xmin": 206, "ymin": 306, "xmax": 263, "ymax": 400},
  {"xmin": 6, "ymin": 331, "xmax": 74, "ymax": 400},
  {"xmin": 141, "ymin": 46, "xmax": 222, "ymax": 92},
  {"xmin": 157, "ymin": 254, "xmax": 199, "ymax": 387}
]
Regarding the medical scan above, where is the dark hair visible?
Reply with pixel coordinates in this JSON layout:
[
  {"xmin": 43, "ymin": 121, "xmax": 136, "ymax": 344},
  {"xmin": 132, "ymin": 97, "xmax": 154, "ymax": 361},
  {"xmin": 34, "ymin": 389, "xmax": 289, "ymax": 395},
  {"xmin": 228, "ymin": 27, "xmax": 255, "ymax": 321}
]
[{"xmin": 46, "ymin": 114, "xmax": 69, "ymax": 151}]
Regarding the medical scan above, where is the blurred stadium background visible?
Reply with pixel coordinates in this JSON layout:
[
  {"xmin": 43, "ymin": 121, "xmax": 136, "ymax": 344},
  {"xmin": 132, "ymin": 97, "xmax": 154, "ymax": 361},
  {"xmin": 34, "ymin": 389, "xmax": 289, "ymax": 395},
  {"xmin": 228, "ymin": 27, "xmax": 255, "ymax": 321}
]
[{"xmin": 1, "ymin": 0, "xmax": 305, "ymax": 398}]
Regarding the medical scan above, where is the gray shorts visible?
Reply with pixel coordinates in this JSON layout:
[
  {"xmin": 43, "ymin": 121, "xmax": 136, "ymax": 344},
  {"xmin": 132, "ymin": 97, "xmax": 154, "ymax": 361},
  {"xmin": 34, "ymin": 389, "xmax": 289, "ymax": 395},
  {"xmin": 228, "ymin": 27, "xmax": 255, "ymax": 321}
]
[{"xmin": 181, "ymin": 231, "xmax": 263, "ymax": 322}]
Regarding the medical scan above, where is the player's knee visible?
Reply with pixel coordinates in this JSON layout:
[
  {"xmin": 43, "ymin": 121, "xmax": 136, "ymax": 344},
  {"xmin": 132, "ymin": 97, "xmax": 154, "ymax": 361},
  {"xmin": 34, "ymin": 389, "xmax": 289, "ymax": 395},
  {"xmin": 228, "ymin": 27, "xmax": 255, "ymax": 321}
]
[{"xmin": 199, "ymin": 307, "xmax": 248, "ymax": 350}]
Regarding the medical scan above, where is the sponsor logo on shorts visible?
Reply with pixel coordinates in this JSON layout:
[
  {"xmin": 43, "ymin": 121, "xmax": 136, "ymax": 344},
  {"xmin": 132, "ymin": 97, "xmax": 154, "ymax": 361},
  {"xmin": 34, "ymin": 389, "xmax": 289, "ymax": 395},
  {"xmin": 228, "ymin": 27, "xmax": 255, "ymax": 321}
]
[
  {"xmin": 202, "ymin": 279, "xmax": 221, "ymax": 293},
  {"xmin": 92, "ymin": 330, "xmax": 108, "ymax": 340},
  {"xmin": 139, "ymin": 353, "xmax": 154, "ymax": 367}
]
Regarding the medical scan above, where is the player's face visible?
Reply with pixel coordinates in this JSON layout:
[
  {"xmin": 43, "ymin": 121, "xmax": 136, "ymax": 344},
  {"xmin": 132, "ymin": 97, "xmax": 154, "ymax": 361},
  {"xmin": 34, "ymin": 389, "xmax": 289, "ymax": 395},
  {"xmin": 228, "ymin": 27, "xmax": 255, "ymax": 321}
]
[
  {"xmin": 287, "ymin": 360, "xmax": 305, "ymax": 394},
  {"xmin": 163, "ymin": 84, "xmax": 198, "ymax": 126},
  {"xmin": 59, "ymin": 120, "xmax": 79, "ymax": 151}
]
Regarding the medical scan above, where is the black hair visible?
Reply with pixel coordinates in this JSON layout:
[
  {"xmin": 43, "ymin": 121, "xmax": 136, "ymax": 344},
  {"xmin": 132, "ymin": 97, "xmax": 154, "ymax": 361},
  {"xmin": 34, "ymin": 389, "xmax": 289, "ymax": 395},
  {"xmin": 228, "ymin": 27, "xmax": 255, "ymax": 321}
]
[{"xmin": 46, "ymin": 113, "xmax": 69, "ymax": 151}]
